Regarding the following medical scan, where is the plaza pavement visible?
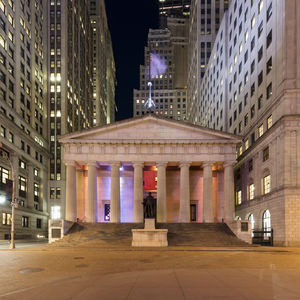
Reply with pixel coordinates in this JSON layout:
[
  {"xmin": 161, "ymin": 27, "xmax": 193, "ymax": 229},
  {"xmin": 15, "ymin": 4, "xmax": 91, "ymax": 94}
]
[{"xmin": 0, "ymin": 243, "xmax": 300, "ymax": 299}]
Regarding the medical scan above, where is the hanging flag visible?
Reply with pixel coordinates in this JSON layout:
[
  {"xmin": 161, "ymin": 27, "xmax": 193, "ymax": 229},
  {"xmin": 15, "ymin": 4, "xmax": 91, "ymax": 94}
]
[
  {"xmin": 150, "ymin": 51, "xmax": 167, "ymax": 79},
  {"xmin": 144, "ymin": 170, "xmax": 156, "ymax": 190}
]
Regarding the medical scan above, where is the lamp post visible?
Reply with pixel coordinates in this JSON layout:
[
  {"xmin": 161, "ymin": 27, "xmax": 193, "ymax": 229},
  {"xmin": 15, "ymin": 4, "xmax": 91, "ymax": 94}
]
[
  {"xmin": 0, "ymin": 145, "xmax": 16, "ymax": 249},
  {"xmin": 8, "ymin": 156, "xmax": 17, "ymax": 250}
]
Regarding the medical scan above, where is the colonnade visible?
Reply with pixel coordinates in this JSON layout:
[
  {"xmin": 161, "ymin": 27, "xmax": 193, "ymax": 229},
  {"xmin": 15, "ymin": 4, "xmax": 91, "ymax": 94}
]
[{"xmin": 65, "ymin": 161, "xmax": 235, "ymax": 223}]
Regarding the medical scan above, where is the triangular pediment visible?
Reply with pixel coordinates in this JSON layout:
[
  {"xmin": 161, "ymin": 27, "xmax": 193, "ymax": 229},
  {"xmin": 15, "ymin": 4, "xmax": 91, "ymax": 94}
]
[{"xmin": 59, "ymin": 115, "xmax": 241, "ymax": 144}]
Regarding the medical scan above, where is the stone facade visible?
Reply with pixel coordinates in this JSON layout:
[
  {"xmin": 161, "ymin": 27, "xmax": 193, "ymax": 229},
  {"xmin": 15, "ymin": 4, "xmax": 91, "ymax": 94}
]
[{"xmin": 58, "ymin": 115, "xmax": 240, "ymax": 224}]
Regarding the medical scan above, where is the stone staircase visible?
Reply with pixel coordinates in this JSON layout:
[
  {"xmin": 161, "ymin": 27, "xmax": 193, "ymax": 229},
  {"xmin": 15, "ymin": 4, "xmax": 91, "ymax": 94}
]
[{"xmin": 49, "ymin": 222, "xmax": 251, "ymax": 248}]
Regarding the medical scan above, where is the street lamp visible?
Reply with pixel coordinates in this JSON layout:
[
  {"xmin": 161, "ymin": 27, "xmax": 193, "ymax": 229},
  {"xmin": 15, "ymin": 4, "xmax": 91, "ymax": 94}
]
[{"xmin": 0, "ymin": 145, "xmax": 17, "ymax": 249}]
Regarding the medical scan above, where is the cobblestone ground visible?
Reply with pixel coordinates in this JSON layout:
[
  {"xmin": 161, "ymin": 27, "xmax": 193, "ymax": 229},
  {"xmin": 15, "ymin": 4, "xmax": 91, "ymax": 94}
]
[{"xmin": 0, "ymin": 243, "xmax": 300, "ymax": 299}]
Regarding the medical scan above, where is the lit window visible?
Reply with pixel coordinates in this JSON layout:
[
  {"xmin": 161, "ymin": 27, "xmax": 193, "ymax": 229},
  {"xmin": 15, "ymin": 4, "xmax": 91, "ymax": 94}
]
[
  {"xmin": 249, "ymin": 184, "xmax": 255, "ymax": 200},
  {"xmin": 245, "ymin": 139, "xmax": 249, "ymax": 150},
  {"xmin": 258, "ymin": 0, "xmax": 263, "ymax": 13},
  {"xmin": 258, "ymin": 124, "xmax": 264, "ymax": 137},
  {"xmin": 0, "ymin": 0, "xmax": 5, "ymax": 13},
  {"xmin": 236, "ymin": 190, "xmax": 242, "ymax": 205},
  {"xmin": 2, "ymin": 213, "xmax": 12, "ymax": 225},
  {"xmin": 248, "ymin": 214, "xmax": 255, "ymax": 235},
  {"xmin": 51, "ymin": 206, "xmax": 61, "ymax": 219},
  {"xmin": 263, "ymin": 175, "xmax": 271, "ymax": 194},
  {"xmin": 267, "ymin": 115, "xmax": 272, "ymax": 129},
  {"xmin": 263, "ymin": 209, "xmax": 271, "ymax": 236},
  {"xmin": 244, "ymin": 30, "xmax": 249, "ymax": 42},
  {"xmin": 0, "ymin": 35, "xmax": 5, "ymax": 48},
  {"xmin": 251, "ymin": 15, "xmax": 255, "ymax": 28},
  {"xmin": 239, "ymin": 42, "xmax": 243, "ymax": 54}
]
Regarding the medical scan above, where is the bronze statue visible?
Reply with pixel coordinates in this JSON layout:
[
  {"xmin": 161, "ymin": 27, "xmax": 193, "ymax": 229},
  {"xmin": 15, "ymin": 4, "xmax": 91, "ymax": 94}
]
[{"xmin": 143, "ymin": 192, "xmax": 155, "ymax": 219}]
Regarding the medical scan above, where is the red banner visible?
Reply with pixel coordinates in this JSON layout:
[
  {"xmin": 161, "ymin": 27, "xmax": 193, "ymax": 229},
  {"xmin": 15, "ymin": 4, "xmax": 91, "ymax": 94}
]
[{"xmin": 144, "ymin": 171, "xmax": 156, "ymax": 190}]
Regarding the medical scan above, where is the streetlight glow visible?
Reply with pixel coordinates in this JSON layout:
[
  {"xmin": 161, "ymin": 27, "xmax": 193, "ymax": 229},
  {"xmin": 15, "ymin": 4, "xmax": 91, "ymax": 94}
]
[{"xmin": 0, "ymin": 195, "xmax": 5, "ymax": 204}]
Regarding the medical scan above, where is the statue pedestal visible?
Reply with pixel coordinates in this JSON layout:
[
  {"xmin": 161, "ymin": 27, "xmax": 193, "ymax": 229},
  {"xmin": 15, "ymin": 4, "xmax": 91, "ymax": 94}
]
[{"xmin": 131, "ymin": 218, "xmax": 168, "ymax": 247}]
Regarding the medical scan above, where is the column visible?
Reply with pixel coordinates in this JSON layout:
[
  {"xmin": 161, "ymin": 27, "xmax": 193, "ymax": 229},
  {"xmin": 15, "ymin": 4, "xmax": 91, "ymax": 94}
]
[
  {"xmin": 11, "ymin": 154, "xmax": 18, "ymax": 201},
  {"xmin": 179, "ymin": 162, "xmax": 191, "ymax": 222},
  {"xmin": 27, "ymin": 163, "xmax": 34, "ymax": 209},
  {"xmin": 157, "ymin": 162, "xmax": 167, "ymax": 222},
  {"xmin": 86, "ymin": 162, "xmax": 97, "ymax": 223},
  {"xmin": 65, "ymin": 161, "xmax": 77, "ymax": 221},
  {"xmin": 110, "ymin": 162, "xmax": 121, "ymax": 223},
  {"xmin": 133, "ymin": 162, "xmax": 144, "ymax": 223},
  {"xmin": 224, "ymin": 162, "xmax": 235, "ymax": 222},
  {"xmin": 203, "ymin": 162, "xmax": 214, "ymax": 222}
]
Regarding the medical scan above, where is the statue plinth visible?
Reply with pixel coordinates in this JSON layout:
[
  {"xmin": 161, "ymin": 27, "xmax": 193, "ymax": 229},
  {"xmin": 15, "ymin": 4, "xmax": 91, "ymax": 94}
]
[{"xmin": 131, "ymin": 218, "xmax": 168, "ymax": 247}]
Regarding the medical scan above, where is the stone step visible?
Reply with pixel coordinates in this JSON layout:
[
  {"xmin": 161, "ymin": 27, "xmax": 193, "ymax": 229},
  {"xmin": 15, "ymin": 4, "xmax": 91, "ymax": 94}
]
[{"xmin": 50, "ymin": 222, "xmax": 250, "ymax": 247}]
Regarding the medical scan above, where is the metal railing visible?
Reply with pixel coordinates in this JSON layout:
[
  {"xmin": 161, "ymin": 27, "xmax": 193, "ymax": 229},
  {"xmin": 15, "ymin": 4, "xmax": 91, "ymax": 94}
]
[{"xmin": 252, "ymin": 229, "xmax": 273, "ymax": 246}]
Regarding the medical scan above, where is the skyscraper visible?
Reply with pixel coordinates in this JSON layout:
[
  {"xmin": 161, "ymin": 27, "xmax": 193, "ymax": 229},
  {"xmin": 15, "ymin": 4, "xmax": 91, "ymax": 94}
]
[
  {"xmin": 188, "ymin": 0, "xmax": 300, "ymax": 246},
  {"xmin": 0, "ymin": 0, "xmax": 48, "ymax": 239},
  {"xmin": 89, "ymin": 0, "xmax": 116, "ymax": 126},
  {"xmin": 48, "ymin": 0, "xmax": 94, "ymax": 220},
  {"xmin": 133, "ymin": 17, "xmax": 188, "ymax": 121},
  {"xmin": 158, "ymin": 0, "xmax": 191, "ymax": 28},
  {"xmin": 187, "ymin": 0, "xmax": 230, "ymax": 122}
]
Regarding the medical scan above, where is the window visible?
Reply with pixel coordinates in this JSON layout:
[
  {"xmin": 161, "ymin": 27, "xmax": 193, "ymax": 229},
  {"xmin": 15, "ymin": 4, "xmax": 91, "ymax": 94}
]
[
  {"xmin": 251, "ymin": 105, "xmax": 255, "ymax": 118},
  {"xmin": 267, "ymin": 115, "xmax": 273, "ymax": 129},
  {"xmin": 251, "ymin": 83, "xmax": 255, "ymax": 97},
  {"xmin": 267, "ymin": 30, "xmax": 272, "ymax": 48},
  {"xmin": 244, "ymin": 113, "xmax": 249, "ymax": 127},
  {"xmin": 249, "ymin": 184, "xmax": 255, "ymax": 200},
  {"xmin": 267, "ymin": 82, "xmax": 272, "ymax": 99},
  {"xmin": 251, "ymin": 15, "xmax": 255, "ymax": 28},
  {"xmin": 263, "ymin": 209, "xmax": 271, "ymax": 236},
  {"xmin": 248, "ymin": 159, "xmax": 253, "ymax": 172},
  {"xmin": 266, "ymin": 57, "xmax": 272, "ymax": 74},
  {"xmin": 19, "ymin": 176, "xmax": 27, "ymax": 192},
  {"xmin": 50, "ymin": 187, "xmax": 55, "ymax": 199},
  {"xmin": 2, "ymin": 213, "xmax": 12, "ymax": 225},
  {"xmin": 267, "ymin": 3, "xmax": 272, "ymax": 21},
  {"xmin": 258, "ymin": 94, "xmax": 263, "ymax": 109},
  {"xmin": 258, "ymin": 21, "xmax": 263, "ymax": 38},
  {"xmin": 22, "ymin": 216, "xmax": 29, "ymax": 227},
  {"xmin": 236, "ymin": 190, "xmax": 242, "ymax": 205},
  {"xmin": 248, "ymin": 214, "xmax": 255, "ymax": 235},
  {"xmin": 263, "ymin": 175, "xmax": 271, "ymax": 194},
  {"xmin": 258, "ymin": 72, "xmax": 263, "ymax": 87},
  {"xmin": 36, "ymin": 218, "xmax": 42, "ymax": 228},
  {"xmin": 263, "ymin": 147, "xmax": 269, "ymax": 161},
  {"xmin": 258, "ymin": 124, "xmax": 264, "ymax": 137},
  {"xmin": 258, "ymin": 47, "xmax": 263, "ymax": 62},
  {"xmin": 0, "ymin": 125, "xmax": 5, "ymax": 137},
  {"xmin": 51, "ymin": 206, "xmax": 61, "ymax": 219},
  {"xmin": 258, "ymin": 0, "xmax": 263, "ymax": 13}
]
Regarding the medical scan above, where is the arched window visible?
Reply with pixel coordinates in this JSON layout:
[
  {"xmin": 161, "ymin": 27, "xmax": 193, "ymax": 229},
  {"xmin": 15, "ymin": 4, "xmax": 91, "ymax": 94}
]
[
  {"xmin": 262, "ymin": 209, "xmax": 271, "ymax": 236},
  {"xmin": 235, "ymin": 216, "xmax": 241, "ymax": 220},
  {"xmin": 248, "ymin": 213, "xmax": 255, "ymax": 237}
]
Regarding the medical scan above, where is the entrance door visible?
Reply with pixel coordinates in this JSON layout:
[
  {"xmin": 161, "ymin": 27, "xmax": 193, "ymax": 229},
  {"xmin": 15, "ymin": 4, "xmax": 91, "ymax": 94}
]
[{"xmin": 190, "ymin": 204, "xmax": 197, "ymax": 222}]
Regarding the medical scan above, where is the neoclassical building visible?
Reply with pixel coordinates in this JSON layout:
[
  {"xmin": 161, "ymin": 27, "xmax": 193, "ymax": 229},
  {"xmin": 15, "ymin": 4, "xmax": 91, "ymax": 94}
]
[{"xmin": 58, "ymin": 115, "xmax": 240, "ymax": 224}]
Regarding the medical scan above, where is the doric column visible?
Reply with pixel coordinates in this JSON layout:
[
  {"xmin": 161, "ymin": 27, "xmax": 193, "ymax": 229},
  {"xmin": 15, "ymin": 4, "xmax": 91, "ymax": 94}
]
[
  {"xmin": 65, "ymin": 161, "xmax": 77, "ymax": 221},
  {"xmin": 203, "ymin": 162, "xmax": 214, "ymax": 222},
  {"xmin": 133, "ymin": 162, "xmax": 144, "ymax": 223},
  {"xmin": 110, "ymin": 162, "xmax": 121, "ymax": 223},
  {"xmin": 27, "ymin": 163, "xmax": 34, "ymax": 209},
  {"xmin": 157, "ymin": 162, "xmax": 167, "ymax": 222},
  {"xmin": 86, "ymin": 162, "xmax": 97, "ymax": 223},
  {"xmin": 224, "ymin": 162, "xmax": 235, "ymax": 222},
  {"xmin": 179, "ymin": 162, "xmax": 191, "ymax": 222}
]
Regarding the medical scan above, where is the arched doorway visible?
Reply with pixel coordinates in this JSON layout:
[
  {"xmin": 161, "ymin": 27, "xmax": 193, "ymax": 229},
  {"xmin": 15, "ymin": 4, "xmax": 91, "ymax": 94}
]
[{"xmin": 262, "ymin": 209, "xmax": 271, "ymax": 237}]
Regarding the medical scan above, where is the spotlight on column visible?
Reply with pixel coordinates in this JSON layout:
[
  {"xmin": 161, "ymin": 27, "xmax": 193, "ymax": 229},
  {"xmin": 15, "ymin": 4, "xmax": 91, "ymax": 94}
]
[{"xmin": 119, "ymin": 166, "xmax": 124, "ymax": 171}]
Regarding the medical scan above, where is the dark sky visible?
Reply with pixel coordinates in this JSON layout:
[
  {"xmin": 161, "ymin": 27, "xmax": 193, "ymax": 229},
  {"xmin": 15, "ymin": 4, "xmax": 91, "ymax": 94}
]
[{"xmin": 106, "ymin": 0, "xmax": 159, "ymax": 121}]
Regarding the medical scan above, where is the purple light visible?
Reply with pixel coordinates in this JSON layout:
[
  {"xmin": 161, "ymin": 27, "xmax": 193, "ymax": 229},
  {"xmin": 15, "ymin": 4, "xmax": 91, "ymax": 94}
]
[{"xmin": 150, "ymin": 51, "xmax": 167, "ymax": 79}]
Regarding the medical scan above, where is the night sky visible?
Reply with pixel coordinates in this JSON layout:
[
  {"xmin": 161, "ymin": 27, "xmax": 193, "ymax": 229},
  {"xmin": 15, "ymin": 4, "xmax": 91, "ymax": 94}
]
[{"xmin": 105, "ymin": 0, "xmax": 159, "ymax": 121}]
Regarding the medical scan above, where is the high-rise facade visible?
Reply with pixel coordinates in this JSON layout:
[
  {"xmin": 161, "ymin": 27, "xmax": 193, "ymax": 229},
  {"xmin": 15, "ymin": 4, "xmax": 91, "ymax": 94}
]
[
  {"xmin": 89, "ymin": 0, "xmax": 116, "ymax": 126},
  {"xmin": 188, "ymin": 0, "xmax": 300, "ymax": 246},
  {"xmin": 0, "ymin": 0, "xmax": 48, "ymax": 239},
  {"xmin": 48, "ymin": 0, "xmax": 94, "ymax": 220},
  {"xmin": 158, "ymin": 0, "xmax": 191, "ymax": 28},
  {"xmin": 133, "ymin": 18, "xmax": 188, "ymax": 121},
  {"xmin": 187, "ymin": 0, "xmax": 230, "ymax": 123}
]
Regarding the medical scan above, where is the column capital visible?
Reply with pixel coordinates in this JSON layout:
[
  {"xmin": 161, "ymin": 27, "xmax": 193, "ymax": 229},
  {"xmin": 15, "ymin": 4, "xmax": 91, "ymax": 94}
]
[
  {"xmin": 156, "ymin": 162, "xmax": 168, "ymax": 168},
  {"xmin": 109, "ymin": 162, "xmax": 121, "ymax": 168},
  {"xmin": 87, "ymin": 161, "xmax": 98, "ymax": 168},
  {"xmin": 65, "ymin": 160, "xmax": 76, "ymax": 167},
  {"xmin": 179, "ymin": 161, "xmax": 191, "ymax": 168},
  {"xmin": 132, "ymin": 162, "xmax": 144, "ymax": 168},
  {"xmin": 223, "ymin": 161, "xmax": 236, "ymax": 168},
  {"xmin": 202, "ymin": 162, "xmax": 214, "ymax": 168}
]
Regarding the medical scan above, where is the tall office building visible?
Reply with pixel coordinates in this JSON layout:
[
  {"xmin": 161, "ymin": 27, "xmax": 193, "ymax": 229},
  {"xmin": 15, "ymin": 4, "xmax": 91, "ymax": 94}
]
[
  {"xmin": 187, "ymin": 0, "xmax": 230, "ymax": 122},
  {"xmin": 48, "ymin": 0, "xmax": 94, "ymax": 220},
  {"xmin": 188, "ymin": 0, "xmax": 300, "ymax": 246},
  {"xmin": 89, "ymin": 0, "xmax": 116, "ymax": 126},
  {"xmin": 158, "ymin": 0, "xmax": 191, "ymax": 28},
  {"xmin": 0, "ymin": 0, "xmax": 48, "ymax": 239},
  {"xmin": 133, "ymin": 17, "xmax": 188, "ymax": 121}
]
